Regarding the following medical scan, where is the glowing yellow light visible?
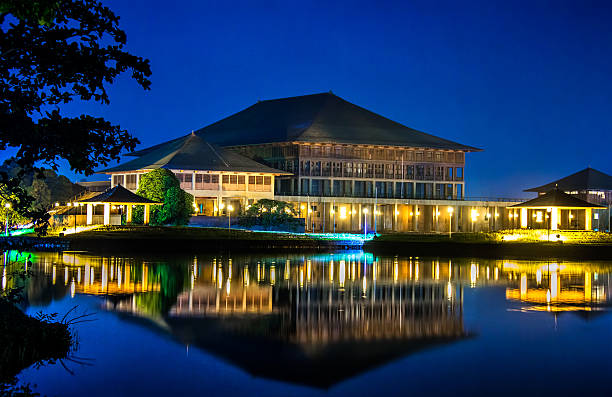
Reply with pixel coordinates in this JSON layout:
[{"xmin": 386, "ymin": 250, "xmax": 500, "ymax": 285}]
[
  {"xmin": 227, "ymin": 204, "xmax": 234, "ymax": 212},
  {"xmin": 339, "ymin": 207, "xmax": 347, "ymax": 219},
  {"xmin": 330, "ymin": 209, "xmax": 335, "ymax": 214},
  {"xmin": 307, "ymin": 260, "xmax": 312, "ymax": 282},
  {"xmin": 363, "ymin": 208, "xmax": 368, "ymax": 214},
  {"xmin": 536, "ymin": 269, "xmax": 542, "ymax": 284},
  {"xmin": 339, "ymin": 260, "xmax": 346, "ymax": 288},
  {"xmin": 54, "ymin": 202, "xmax": 60, "ymax": 207},
  {"xmin": 395, "ymin": 210, "xmax": 399, "ymax": 215},
  {"xmin": 225, "ymin": 278, "xmax": 231, "ymax": 296},
  {"xmin": 410, "ymin": 211, "xmax": 414, "ymax": 216},
  {"xmin": 536, "ymin": 211, "xmax": 543, "ymax": 222},
  {"xmin": 301, "ymin": 205, "xmax": 305, "ymax": 210},
  {"xmin": 70, "ymin": 278, "xmax": 75, "ymax": 298},
  {"xmin": 299, "ymin": 268, "xmax": 304, "ymax": 288},
  {"xmin": 470, "ymin": 263, "xmax": 477, "ymax": 286},
  {"xmin": 471, "ymin": 209, "xmax": 478, "ymax": 222},
  {"xmin": 494, "ymin": 267, "xmax": 499, "ymax": 280},
  {"xmin": 244, "ymin": 266, "xmax": 250, "ymax": 286},
  {"xmin": 219, "ymin": 203, "xmax": 225, "ymax": 210},
  {"xmin": 270, "ymin": 266, "xmax": 276, "ymax": 285},
  {"xmin": 329, "ymin": 261, "xmax": 334, "ymax": 283},
  {"xmin": 447, "ymin": 206, "xmax": 454, "ymax": 214},
  {"xmin": 284, "ymin": 259, "xmax": 290, "ymax": 280},
  {"xmin": 447, "ymin": 282, "xmax": 452, "ymax": 299},
  {"xmin": 520, "ymin": 273, "xmax": 527, "ymax": 299}
]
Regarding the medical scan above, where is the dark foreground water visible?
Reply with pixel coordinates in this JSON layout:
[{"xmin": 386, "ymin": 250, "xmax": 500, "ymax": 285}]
[{"xmin": 3, "ymin": 251, "xmax": 612, "ymax": 396}]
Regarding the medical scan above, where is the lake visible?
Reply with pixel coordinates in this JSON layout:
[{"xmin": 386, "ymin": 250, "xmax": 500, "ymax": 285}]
[{"xmin": 4, "ymin": 250, "xmax": 612, "ymax": 396}]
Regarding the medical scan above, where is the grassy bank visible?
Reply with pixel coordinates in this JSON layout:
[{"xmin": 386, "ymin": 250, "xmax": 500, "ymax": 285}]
[
  {"xmin": 66, "ymin": 225, "xmax": 356, "ymax": 252},
  {"xmin": 365, "ymin": 231, "xmax": 612, "ymax": 260},
  {"xmin": 0, "ymin": 301, "xmax": 72, "ymax": 387}
]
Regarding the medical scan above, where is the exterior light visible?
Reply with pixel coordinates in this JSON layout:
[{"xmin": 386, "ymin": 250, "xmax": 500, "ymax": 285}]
[
  {"xmin": 447, "ymin": 207, "xmax": 454, "ymax": 214},
  {"xmin": 300, "ymin": 205, "xmax": 305, "ymax": 210},
  {"xmin": 410, "ymin": 211, "xmax": 414, "ymax": 216},
  {"xmin": 395, "ymin": 210, "xmax": 399, "ymax": 215},
  {"xmin": 67, "ymin": 202, "xmax": 72, "ymax": 207},
  {"xmin": 4, "ymin": 203, "xmax": 10, "ymax": 209},
  {"xmin": 55, "ymin": 202, "xmax": 60, "ymax": 207},
  {"xmin": 339, "ymin": 207, "xmax": 347, "ymax": 219},
  {"xmin": 227, "ymin": 204, "xmax": 234, "ymax": 212},
  {"xmin": 219, "ymin": 203, "xmax": 225, "ymax": 210},
  {"xmin": 363, "ymin": 208, "xmax": 368, "ymax": 214},
  {"xmin": 330, "ymin": 209, "xmax": 335, "ymax": 214}
]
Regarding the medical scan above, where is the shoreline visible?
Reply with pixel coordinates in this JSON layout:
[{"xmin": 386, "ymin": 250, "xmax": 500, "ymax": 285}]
[{"xmin": 2, "ymin": 228, "xmax": 612, "ymax": 260}]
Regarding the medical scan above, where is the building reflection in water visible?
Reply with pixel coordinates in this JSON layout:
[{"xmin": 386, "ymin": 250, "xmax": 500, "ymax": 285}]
[{"xmin": 3, "ymin": 251, "xmax": 612, "ymax": 387}]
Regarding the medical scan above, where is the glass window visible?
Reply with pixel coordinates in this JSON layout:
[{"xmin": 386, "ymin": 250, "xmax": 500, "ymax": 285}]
[{"xmin": 113, "ymin": 174, "xmax": 124, "ymax": 186}]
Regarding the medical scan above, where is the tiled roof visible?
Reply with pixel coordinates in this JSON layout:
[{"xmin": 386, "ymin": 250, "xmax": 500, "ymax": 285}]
[
  {"xmin": 511, "ymin": 188, "xmax": 605, "ymax": 208},
  {"xmin": 79, "ymin": 185, "xmax": 161, "ymax": 204},
  {"xmin": 101, "ymin": 134, "xmax": 289, "ymax": 174},
  {"xmin": 525, "ymin": 168, "xmax": 612, "ymax": 192},
  {"xmin": 129, "ymin": 92, "xmax": 480, "ymax": 156}
]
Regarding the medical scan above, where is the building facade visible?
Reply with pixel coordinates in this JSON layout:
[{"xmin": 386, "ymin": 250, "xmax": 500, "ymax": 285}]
[{"xmin": 106, "ymin": 93, "xmax": 522, "ymax": 232}]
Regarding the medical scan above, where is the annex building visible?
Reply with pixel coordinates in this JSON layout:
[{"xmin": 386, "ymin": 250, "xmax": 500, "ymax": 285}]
[
  {"xmin": 524, "ymin": 167, "xmax": 612, "ymax": 231},
  {"xmin": 104, "ymin": 92, "xmax": 521, "ymax": 233}
]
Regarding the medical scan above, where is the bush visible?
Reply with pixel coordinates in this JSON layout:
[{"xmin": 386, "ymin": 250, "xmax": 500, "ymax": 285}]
[
  {"xmin": 238, "ymin": 199, "xmax": 302, "ymax": 231},
  {"xmin": 133, "ymin": 169, "xmax": 194, "ymax": 226}
]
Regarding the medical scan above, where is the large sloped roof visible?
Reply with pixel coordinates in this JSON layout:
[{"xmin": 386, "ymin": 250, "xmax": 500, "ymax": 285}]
[
  {"xmin": 129, "ymin": 92, "xmax": 480, "ymax": 157},
  {"xmin": 78, "ymin": 185, "xmax": 161, "ymax": 205},
  {"xmin": 511, "ymin": 188, "xmax": 605, "ymax": 208},
  {"xmin": 525, "ymin": 168, "xmax": 612, "ymax": 192},
  {"xmin": 101, "ymin": 133, "xmax": 288, "ymax": 174}
]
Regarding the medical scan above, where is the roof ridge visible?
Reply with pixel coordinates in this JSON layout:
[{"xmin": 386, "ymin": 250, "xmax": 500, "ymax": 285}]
[{"xmin": 204, "ymin": 140, "xmax": 230, "ymax": 168}]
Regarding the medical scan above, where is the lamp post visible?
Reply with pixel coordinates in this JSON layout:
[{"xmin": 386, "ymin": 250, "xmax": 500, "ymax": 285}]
[
  {"xmin": 363, "ymin": 207, "xmax": 369, "ymax": 239},
  {"xmin": 4, "ymin": 202, "xmax": 11, "ymax": 236},
  {"xmin": 374, "ymin": 185, "xmax": 378, "ymax": 234},
  {"xmin": 594, "ymin": 212, "xmax": 599, "ymax": 231},
  {"xmin": 227, "ymin": 204, "xmax": 234, "ymax": 232},
  {"xmin": 546, "ymin": 207, "xmax": 552, "ymax": 241},
  {"xmin": 448, "ymin": 206, "xmax": 454, "ymax": 238},
  {"xmin": 330, "ymin": 204, "xmax": 336, "ymax": 234}
]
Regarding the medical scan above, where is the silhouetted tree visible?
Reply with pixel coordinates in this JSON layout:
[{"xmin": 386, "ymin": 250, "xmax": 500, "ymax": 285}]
[{"xmin": 0, "ymin": 0, "xmax": 152, "ymax": 233}]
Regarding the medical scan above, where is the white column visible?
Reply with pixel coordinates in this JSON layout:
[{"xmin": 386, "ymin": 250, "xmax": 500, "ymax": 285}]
[
  {"xmin": 86, "ymin": 204, "xmax": 93, "ymax": 225},
  {"xmin": 103, "ymin": 203, "xmax": 111, "ymax": 225}
]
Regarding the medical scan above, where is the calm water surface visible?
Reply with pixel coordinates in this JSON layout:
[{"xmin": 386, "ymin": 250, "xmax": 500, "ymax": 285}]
[{"xmin": 4, "ymin": 251, "xmax": 612, "ymax": 396}]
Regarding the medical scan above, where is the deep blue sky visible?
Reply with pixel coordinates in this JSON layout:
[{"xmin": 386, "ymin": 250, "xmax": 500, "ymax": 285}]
[{"xmin": 60, "ymin": 0, "xmax": 612, "ymax": 198}]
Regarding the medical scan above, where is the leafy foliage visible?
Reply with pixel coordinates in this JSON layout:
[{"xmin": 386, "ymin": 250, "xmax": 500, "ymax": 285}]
[
  {"xmin": 0, "ymin": 0, "xmax": 152, "ymax": 232},
  {"xmin": 134, "ymin": 169, "xmax": 194, "ymax": 226},
  {"xmin": 238, "ymin": 199, "xmax": 301, "ymax": 230}
]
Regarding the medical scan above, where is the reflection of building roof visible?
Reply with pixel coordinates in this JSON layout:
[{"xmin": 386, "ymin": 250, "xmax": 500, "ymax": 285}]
[
  {"xmin": 129, "ymin": 93, "xmax": 481, "ymax": 154},
  {"xmin": 165, "ymin": 315, "xmax": 467, "ymax": 389},
  {"xmin": 102, "ymin": 133, "xmax": 289, "ymax": 174},
  {"xmin": 525, "ymin": 167, "xmax": 612, "ymax": 193},
  {"xmin": 511, "ymin": 188, "xmax": 605, "ymax": 208},
  {"xmin": 78, "ymin": 185, "xmax": 162, "ymax": 205}
]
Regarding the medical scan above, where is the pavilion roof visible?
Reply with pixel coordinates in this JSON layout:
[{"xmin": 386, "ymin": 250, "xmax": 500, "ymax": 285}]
[
  {"xmin": 78, "ymin": 185, "xmax": 162, "ymax": 205},
  {"xmin": 525, "ymin": 167, "xmax": 612, "ymax": 192},
  {"xmin": 511, "ymin": 188, "xmax": 605, "ymax": 208},
  {"xmin": 100, "ymin": 133, "xmax": 289, "ymax": 174},
  {"xmin": 128, "ymin": 92, "xmax": 481, "ymax": 156}
]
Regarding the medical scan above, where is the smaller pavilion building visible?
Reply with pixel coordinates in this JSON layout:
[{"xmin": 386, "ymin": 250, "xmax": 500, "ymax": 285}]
[
  {"xmin": 508, "ymin": 188, "xmax": 605, "ymax": 231},
  {"xmin": 78, "ymin": 185, "xmax": 162, "ymax": 225},
  {"xmin": 101, "ymin": 133, "xmax": 289, "ymax": 216}
]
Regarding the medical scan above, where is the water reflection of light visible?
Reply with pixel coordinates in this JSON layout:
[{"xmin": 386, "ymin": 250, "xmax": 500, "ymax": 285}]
[
  {"xmin": 64, "ymin": 267, "xmax": 69, "ymax": 285},
  {"xmin": 225, "ymin": 278, "xmax": 231, "ymax": 296},
  {"xmin": 52, "ymin": 265, "xmax": 56, "ymax": 285},
  {"xmin": 70, "ymin": 278, "xmax": 75, "ymax": 298},
  {"xmin": 212, "ymin": 260, "xmax": 217, "ymax": 283},
  {"xmin": 486, "ymin": 267, "xmax": 490, "ymax": 280},
  {"xmin": 536, "ymin": 269, "xmax": 542, "ymax": 284},
  {"xmin": 435, "ymin": 261, "xmax": 440, "ymax": 280},
  {"xmin": 217, "ymin": 268, "xmax": 223, "ymax": 289},
  {"xmin": 284, "ymin": 260, "xmax": 290, "ymax": 280},
  {"xmin": 494, "ymin": 267, "xmax": 499, "ymax": 281},
  {"xmin": 520, "ymin": 274, "xmax": 527, "ymax": 299},
  {"xmin": 551, "ymin": 271, "xmax": 558, "ymax": 300},
  {"xmin": 329, "ymin": 261, "xmax": 334, "ymax": 283},
  {"xmin": 244, "ymin": 266, "xmax": 249, "ymax": 287},
  {"xmin": 339, "ymin": 260, "xmax": 345, "ymax": 288},
  {"xmin": 1, "ymin": 266, "xmax": 6, "ymax": 290},
  {"xmin": 299, "ymin": 267, "xmax": 304, "ymax": 288},
  {"xmin": 362, "ymin": 275, "xmax": 367, "ymax": 296},
  {"xmin": 447, "ymin": 282, "xmax": 452, "ymax": 300},
  {"xmin": 415, "ymin": 262, "xmax": 419, "ymax": 282},
  {"xmin": 307, "ymin": 260, "xmax": 312, "ymax": 283},
  {"xmin": 393, "ymin": 260, "xmax": 398, "ymax": 283},
  {"xmin": 270, "ymin": 266, "xmax": 276, "ymax": 286},
  {"xmin": 470, "ymin": 263, "xmax": 477, "ymax": 286}
]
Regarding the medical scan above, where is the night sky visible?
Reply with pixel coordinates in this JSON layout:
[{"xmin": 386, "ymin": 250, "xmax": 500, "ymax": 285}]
[{"xmin": 58, "ymin": 0, "xmax": 612, "ymax": 198}]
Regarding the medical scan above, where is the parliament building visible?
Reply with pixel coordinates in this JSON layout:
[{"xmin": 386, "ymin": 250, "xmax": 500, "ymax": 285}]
[{"xmin": 103, "ymin": 92, "xmax": 520, "ymax": 233}]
